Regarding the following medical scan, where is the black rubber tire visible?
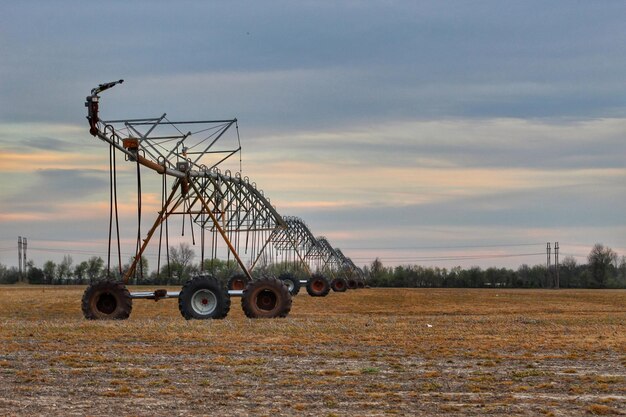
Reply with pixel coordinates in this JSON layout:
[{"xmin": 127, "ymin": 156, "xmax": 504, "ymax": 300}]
[
  {"xmin": 357, "ymin": 280, "xmax": 365, "ymax": 289},
  {"xmin": 82, "ymin": 281, "xmax": 132, "ymax": 320},
  {"xmin": 331, "ymin": 277, "xmax": 348, "ymax": 292},
  {"xmin": 227, "ymin": 272, "xmax": 249, "ymax": 291},
  {"xmin": 346, "ymin": 278, "xmax": 358, "ymax": 290},
  {"xmin": 306, "ymin": 274, "xmax": 331, "ymax": 297},
  {"xmin": 178, "ymin": 275, "xmax": 230, "ymax": 320},
  {"xmin": 279, "ymin": 272, "xmax": 301, "ymax": 296},
  {"xmin": 241, "ymin": 276, "xmax": 291, "ymax": 318}
]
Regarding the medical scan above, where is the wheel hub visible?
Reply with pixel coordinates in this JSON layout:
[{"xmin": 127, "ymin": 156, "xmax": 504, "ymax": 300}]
[
  {"xmin": 191, "ymin": 289, "xmax": 217, "ymax": 315},
  {"xmin": 96, "ymin": 292, "xmax": 117, "ymax": 315},
  {"xmin": 312, "ymin": 280, "xmax": 324, "ymax": 292},
  {"xmin": 256, "ymin": 289, "xmax": 277, "ymax": 311}
]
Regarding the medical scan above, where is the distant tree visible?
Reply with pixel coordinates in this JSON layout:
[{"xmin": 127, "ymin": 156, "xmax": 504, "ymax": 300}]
[
  {"xmin": 368, "ymin": 258, "xmax": 388, "ymax": 286},
  {"xmin": 27, "ymin": 267, "xmax": 45, "ymax": 284},
  {"xmin": 167, "ymin": 243, "xmax": 196, "ymax": 283},
  {"xmin": 464, "ymin": 266, "xmax": 483, "ymax": 288},
  {"xmin": 560, "ymin": 256, "xmax": 579, "ymax": 288},
  {"xmin": 531, "ymin": 265, "xmax": 547, "ymax": 288},
  {"xmin": 445, "ymin": 266, "xmax": 462, "ymax": 287},
  {"xmin": 516, "ymin": 264, "xmax": 531, "ymax": 287},
  {"xmin": 171, "ymin": 243, "xmax": 195, "ymax": 265},
  {"xmin": 485, "ymin": 267, "xmax": 499, "ymax": 287},
  {"xmin": 57, "ymin": 255, "xmax": 74, "ymax": 284},
  {"xmin": 74, "ymin": 261, "xmax": 89, "ymax": 284},
  {"xmin": 86, "ymin": 256, "xmax": 104, "ymax": 282},
  {"xmin": 587, "ymin": 244, "xmax": 618, "ymax": 288},
  {"xmin": 0, "ymin": 263, "xmax": 20, "ymax": 284},
  {"xmin": 43, "ymin": 260, "xmax": 56, "ymax": 285}
]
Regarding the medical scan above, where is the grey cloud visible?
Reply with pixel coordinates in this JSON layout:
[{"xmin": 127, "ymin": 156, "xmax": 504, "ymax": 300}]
[
  {"xmin": 295, "ymin": 184, "xmax": 626, "ymax": 233},
  {"xmin": 15, "ymin": 169, "xmax": 109, "ymax": 207},
  {"xmin": 2, "ymin": 1, "xmax": 626, "ymax": 129},
  {"xmin": 21, "ymin": 137, "xmax": 73, "ymax": 152},
  {"xmin": 250, "ymin": 118, "xmax": 626, "ymax": 171}
]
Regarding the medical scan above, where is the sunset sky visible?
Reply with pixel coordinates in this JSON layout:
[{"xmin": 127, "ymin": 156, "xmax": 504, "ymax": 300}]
[{"xmin": 1, "ymin": 1, "xmax": 625, "ymax": 270}]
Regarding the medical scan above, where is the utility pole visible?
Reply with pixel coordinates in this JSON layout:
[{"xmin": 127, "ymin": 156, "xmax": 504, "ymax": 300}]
[
  {"xmin": 18, "ymin": 236, "xmax": 23, "ymax": 279},
  {"xmin": 554, "ymin": 242, "xmax": 559, "ymax": 289},
  {"xmin": 17, "ymin": 236, "xmax": 28, "ymax": 282},
  {"xmin": 546, "ymin": 242, "xmax": 552, "ymax": 288},
  {"xmin": 23, "ymin": 237, "xmax": 28, "ymax": 281}
]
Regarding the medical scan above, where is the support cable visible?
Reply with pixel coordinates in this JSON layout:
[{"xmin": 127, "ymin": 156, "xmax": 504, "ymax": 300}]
[
  {"xmin": 156, "ymin": 172, "xmax": 166, "ymax": 280},
  {"xmin": 107, "ymin": 142, "xmax": 123, "ymax": 278},
  {"xmin": 107, "ymin": 144, "xmax": 113, "ymax": 277},
  {"xmin": 165, "ymin": 186, "xmax": 171, "ymax": 281},
  {"xmin": 135, "ymin": 157, "xmax": 143, "ymax": 282}
]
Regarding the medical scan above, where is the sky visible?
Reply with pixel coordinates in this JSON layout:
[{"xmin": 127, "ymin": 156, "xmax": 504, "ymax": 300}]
[{"xmin": 1, "ymin": 1, "xmax": 625, "ymax": 271}]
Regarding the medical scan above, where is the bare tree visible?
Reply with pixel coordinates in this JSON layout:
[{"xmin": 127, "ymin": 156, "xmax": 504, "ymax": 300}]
[
  {"xmin": 43, "ymin": 260, "xmax": 56, "ymax": 284},
  {"xmin": 170, "ymin": 243, "xmax": 195, "ymax": 266},
  {"xmin": 86, "ymin": 256, "xmax": 104, "ymax": 282},
  {"xmin": 168, "ymin": 243, "xmax": 196, "ymax": 283},
  {"xmin": 587, "ymin": 243, "xmax": 618, "ymax": 288},
  {"xmin": 57, "ymin": 255, "xmax": 74, "ymax": 283}
]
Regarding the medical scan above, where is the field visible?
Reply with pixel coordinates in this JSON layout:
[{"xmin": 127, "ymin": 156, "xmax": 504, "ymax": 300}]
[{"xmin": 0, "ymin": 286, "xmax": 624, "ymax": 416}]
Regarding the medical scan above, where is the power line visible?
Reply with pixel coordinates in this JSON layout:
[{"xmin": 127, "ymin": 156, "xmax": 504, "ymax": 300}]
[
  {"xmin": 25, "ymin": 246, "xmax": 162, "ymax": 261},
  {"xmin": 342, "ymin": 242, "xmax": 545, "ymax": 251},
  {"xmin": 351, "ymin": 252, "xmax": 545, "ymax": 262}
]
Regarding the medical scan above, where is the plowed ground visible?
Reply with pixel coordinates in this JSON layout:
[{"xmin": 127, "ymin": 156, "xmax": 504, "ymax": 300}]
[{"xmin": 0, "ymin": 286, "xmax": 624, "ymax": 416}]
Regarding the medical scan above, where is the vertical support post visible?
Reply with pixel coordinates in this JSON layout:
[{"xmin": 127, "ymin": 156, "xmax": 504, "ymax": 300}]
[
  {"xmin": 546, "ymin": 242, "xmax": 552, "ymax": 288},
  {"xmin": 18, "ymin": 236, "xmax": 22, "ymax": 280},
  {"xmin": 554, "ymin": 242, "xmax": 560, "ymax": 289},
  {"xmin": 23, "ymin": 238, "xmax": 27, "ymax": 281}
]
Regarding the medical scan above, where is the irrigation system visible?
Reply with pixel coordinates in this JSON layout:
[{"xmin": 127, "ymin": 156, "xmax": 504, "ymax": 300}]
[{"xmin": 81, "ymin": 80, "xmax": 364, "ymax": 321}]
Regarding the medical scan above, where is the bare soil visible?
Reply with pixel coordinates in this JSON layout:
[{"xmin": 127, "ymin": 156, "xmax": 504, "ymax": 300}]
[{"xmin": 0, "ymin": 286, "xmax": 624, "ymax": 416}]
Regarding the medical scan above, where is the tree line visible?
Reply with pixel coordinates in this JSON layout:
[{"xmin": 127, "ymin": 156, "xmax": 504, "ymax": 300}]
[
  {"xmin": 1, "ymin": 243, "xmax": 624, "ymax": 289},
  {"xmin": 364, "ymin": 244, "xmax": 626, "ymax": 289},
  {"xmin": 0, "ymin": 243, "xmax": 306, "ymax": 286},
  {"xmin": 0, "ymin": 243, "xmax": 237, "ymax": 286}
]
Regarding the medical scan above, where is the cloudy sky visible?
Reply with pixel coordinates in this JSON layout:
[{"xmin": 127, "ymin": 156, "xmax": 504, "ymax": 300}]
[{"xmin": 1, "ymin": 1, "xmax": 625, "ymax": 270}]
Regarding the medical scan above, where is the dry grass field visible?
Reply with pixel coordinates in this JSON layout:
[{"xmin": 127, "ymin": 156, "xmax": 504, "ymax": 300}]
[{"xmin": 0, "ymin": 286, "xmax": 624, "ymax": 416}]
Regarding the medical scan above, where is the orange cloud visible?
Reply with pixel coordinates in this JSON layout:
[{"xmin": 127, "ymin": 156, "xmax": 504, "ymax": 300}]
[
  {"xmin": 0, "ymin": 151, "xmax": 108, "ymax": 172},
  {"xmin": 278, "ymin": 200, "xmax": 354, "ymax": 209},
  {"xmin": 0, "ymin": 212, "xmax": 47, "ymax": 221}
]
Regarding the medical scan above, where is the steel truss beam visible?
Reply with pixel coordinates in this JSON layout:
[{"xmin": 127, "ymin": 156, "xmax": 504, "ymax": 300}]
[{"xmin": 87, "ymin": 92, "xmax": 286, "ymax": 284}]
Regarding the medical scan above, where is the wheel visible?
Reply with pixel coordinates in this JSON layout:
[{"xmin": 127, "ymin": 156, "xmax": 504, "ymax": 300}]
[
  {"xmin": 331, "ymin": 277, "xmax": 348, "ymax": 292},
  {"xmin": 306, "ymin": 274, "xmax": 331, "ymax": 297},
  {"xmin": 279, "ymin": 272, "xmax": 301, "ymax": 296},
  {"xmin": 357, "ymin": 280, "xmax": 365, "ymax": 289},
  {"xmin": 227, "ymin": 272, "xmax": 249, "ymax": 291},
  {"xmin": 178, "ymin": 275, "xmax": 230, "ymax": 320},
  {"xmin": 346, "ymin": 278, "xmax": 358, "ymax": 290},
  {"xmin": 82, "ymin": 281, "xmax": 132, "ymax": 320},
  {"xmin": 241, "ymin": 276, "xmax": 291, "ymax": 318}
]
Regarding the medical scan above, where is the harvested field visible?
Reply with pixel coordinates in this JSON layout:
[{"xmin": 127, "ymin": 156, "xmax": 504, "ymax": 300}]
[{"xmin": 0, "ymin": 286, "xmax": 625, "ymax": 416}]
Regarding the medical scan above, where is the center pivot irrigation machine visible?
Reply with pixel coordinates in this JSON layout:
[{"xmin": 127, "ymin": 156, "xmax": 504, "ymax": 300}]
[
  {"xmin": 225, "ymin": 215, "xmax": 366, "ymax": 297},
  {"xmin": 255, "ymin": 216, "xmax": 337, "ymax": 297},
  {"xmin": 82, "ymin": 80, "xmax": 293, "ymax": 320}
]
